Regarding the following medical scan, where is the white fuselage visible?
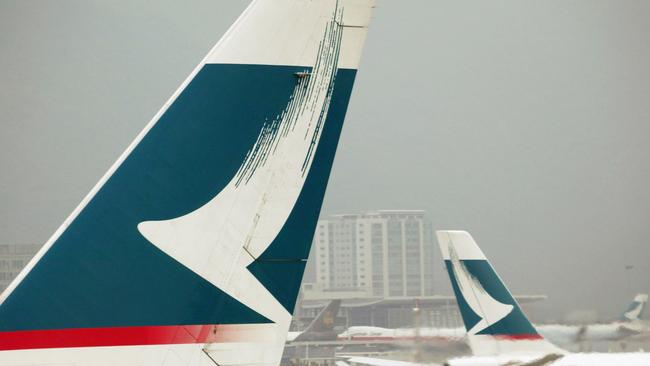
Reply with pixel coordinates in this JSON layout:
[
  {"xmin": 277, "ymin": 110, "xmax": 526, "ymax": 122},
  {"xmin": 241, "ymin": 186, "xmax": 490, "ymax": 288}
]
[
  {"xmin": 537, "ymin": 322, "xmax": 642, "ymax": 345},
  {"xmin": 338, "ymin": 326, "xmax": 465, "ymax": 342},
  {"xmin": 446, "ymin": 352, "xmax": 650, "ymax": 366},
  {"xmin": 340, "ymin": 322, "xmax": 643, "ymax": 346}
]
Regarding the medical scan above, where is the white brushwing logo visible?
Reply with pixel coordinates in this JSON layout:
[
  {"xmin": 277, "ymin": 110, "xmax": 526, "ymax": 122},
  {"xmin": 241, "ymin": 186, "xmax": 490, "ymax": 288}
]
[
  {"xmin": 137, "ymin": 10, "xmax": 345, "ymax": 325},
  {"xmin": 448, "ymin": 244, "xmax": 513, "ymax": 334}
]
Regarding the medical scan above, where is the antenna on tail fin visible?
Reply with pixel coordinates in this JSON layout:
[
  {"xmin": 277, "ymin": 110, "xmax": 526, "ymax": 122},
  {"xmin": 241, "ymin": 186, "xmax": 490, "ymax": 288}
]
[{"xmin": 436, "ymin": 230, "xmax": 564, "ymax": 357}]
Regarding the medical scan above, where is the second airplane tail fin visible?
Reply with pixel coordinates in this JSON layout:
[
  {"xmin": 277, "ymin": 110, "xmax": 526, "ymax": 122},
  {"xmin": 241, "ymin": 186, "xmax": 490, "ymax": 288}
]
[
  {"xmin": 304, "ymin": 300, "xmax": 342, "ymax": 334},
  {"xmin": 293, "ymin": 299, "xmax": 342, "ymax": 342},
  {"xmin": 621, "ymin": 294, "xmax": 648, "ymax": 322},
  {"xmin": 436, "ymin": 230, "xmax": 563, "ymax": 357}
]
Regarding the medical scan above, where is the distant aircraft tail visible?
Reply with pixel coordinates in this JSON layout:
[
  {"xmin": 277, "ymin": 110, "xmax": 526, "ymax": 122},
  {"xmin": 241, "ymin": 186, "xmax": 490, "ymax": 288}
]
[
  {"xmin": 294, "ymin": 299, "xmax": 341, "ymax": 342},
  {"xmin": 0, "ymin": 1, "xmax": 374, "ymax": 365},
  {"xmin": 436, "ymin": 231, "xmax": 563, "ymax": 357},
  {"xmin": 621, "ymin": 294, "xmax": 648, "ymax": 322},
  {"xmin": 303, "ymin": 300, "xmax": 342, "ymax": 334}
]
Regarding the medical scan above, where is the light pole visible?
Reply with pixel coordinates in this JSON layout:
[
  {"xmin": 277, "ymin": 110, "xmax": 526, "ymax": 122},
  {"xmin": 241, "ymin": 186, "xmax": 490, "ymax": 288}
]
[
  {"xmin": 625, "ymin": 265, "xmax": 634, "ymax": 298},
  {"xmin": 413, "ymin": 299, "xmax": 422, "ymax": 363}
]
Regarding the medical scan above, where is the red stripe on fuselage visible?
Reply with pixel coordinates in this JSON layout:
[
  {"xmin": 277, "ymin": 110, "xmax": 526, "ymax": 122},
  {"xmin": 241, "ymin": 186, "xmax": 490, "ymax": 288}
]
[
  {"xmin": 337, "ymin": 334, "xmax": 540, "ymax": 342},
  {"xmin": 0, "ymin": 325, "xmax": 221, "ymax": 351},
  {"xmin": 492, "ymin": 334, "xmax": 544, "ymax": 340},
  {"xmin": 337, "ymin": 336, "xmax": 461, "ymax": 341}
]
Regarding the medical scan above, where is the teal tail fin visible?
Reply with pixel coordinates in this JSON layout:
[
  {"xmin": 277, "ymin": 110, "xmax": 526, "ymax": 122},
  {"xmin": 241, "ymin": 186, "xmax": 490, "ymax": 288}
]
[{"xmin": 437, "ymin": 230, "xmax": 563, "ymax": 357}]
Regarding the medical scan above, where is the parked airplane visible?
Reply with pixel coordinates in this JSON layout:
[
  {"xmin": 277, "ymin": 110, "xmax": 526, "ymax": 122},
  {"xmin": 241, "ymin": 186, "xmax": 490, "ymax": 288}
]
[
  {"xmin": 286, "ymin": 300, "xmax": 342, "ymax": 342},
  {"xmin": 339, "ymin": 325, "xmax": 465, "ymax": 343},
  {"xmin": 436, "ymin": 230, "xmax": 650, "ymax": 366},
  {"xmin": 339, "ymin": 293, "xmax": 647, "ymax": 348},
  {"xmin": 0, "ymin": 1, "xmax": 375, "ymax": 365},
  {"xmin": 536, "ymin": 293, "xmax": 647, "ymax": 346}
]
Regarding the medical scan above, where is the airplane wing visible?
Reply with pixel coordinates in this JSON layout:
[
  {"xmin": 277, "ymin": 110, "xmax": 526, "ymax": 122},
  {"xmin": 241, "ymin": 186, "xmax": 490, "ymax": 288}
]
[{"xmin": 517, "ymin": 353, "xmax": 564, "ymax": 366}]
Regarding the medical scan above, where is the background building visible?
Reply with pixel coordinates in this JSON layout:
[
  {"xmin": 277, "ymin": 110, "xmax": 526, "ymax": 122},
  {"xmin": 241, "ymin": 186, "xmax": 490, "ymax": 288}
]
[
  {"xmin": 299, "ymin": 210, "xmax": 546, "ymax": 329},
  {"xmin": 303, "ymin": 210, "xmax": 436, "ymax": 298},
  {"xmin": 0, "ymin": 244, "xmax": 40, "ymax": 291}
]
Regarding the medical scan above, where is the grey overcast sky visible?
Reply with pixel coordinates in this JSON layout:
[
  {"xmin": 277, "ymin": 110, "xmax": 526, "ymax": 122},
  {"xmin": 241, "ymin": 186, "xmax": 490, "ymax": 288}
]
[{"xmin": 1, "ymin": 1, "xmax": 649, "ymax": 320}]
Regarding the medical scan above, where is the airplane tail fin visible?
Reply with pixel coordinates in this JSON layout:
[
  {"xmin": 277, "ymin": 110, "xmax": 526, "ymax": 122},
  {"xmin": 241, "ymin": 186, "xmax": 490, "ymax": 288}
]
[
  {"xmin": 0, "ymin": 1, "xmax": 374, "ymax": 365},
  {"xmin": 293, "ymin": 299, "xmax": 342, "ymax": 342},
  {"xmin": 304, "ymin": 300, "xmax": 342, "ymax": 334},
  {"xmin": 621, "ymin": 294, "xmax": 648, "ymax": 322},
  {"xmin": 436, "ymin": 230, "xmax": 563, "ymax": 357}
]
